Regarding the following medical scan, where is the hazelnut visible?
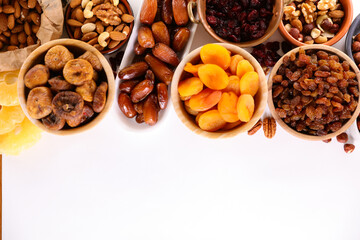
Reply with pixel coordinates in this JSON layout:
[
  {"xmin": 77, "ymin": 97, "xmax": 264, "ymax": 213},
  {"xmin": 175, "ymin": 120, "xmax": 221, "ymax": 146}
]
[
  {"xmin": 320, "ymin": 19, "xmax": 333, "ymax": 31},
  {"xmin": 289, "ymin": 28, "xmax": 300, "ymax": 40},
  {"xmin": 329, "ymin": 23, "xmax": 340, "ymax": 34},
  {"xmin": 303, "ymin": 36, "xmax": 314, "ymax": 44},
  {"xmin": 336, "ymin": 132, "xmax": 348, "ymax": 143},
  {"xmin": 322, "ymin": 138, "xmax": 332, "ymax": 143},
  {"xmin": 352, "ymin": 41, "xmax": 360, "ymax": 52},
  {"xmin": 353, "ymin": 52, "xmax": 360, "ymax": 64},
  {"xmin": 355, "ymin": 33, "xmax": 360, "ymax": 42},
  {"xmin": 303, "ymin": 23, "xmax": 315, "ymax": 35},
  {"xmin": 344, "ymin": 144, "xmax": 355, "ymax": 154}
]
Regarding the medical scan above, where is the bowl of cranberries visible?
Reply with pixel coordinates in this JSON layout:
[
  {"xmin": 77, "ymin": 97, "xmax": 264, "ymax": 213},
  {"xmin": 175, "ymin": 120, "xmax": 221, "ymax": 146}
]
[{"xmin": 189, "ymin": 0, "xmax": 283, "ymax": 48}]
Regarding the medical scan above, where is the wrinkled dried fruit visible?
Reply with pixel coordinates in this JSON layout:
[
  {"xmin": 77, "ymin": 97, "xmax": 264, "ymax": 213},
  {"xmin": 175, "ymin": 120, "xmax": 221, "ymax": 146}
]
[
  {"xmin": 27, "ymin": 87, "xmax": 53, "ymax": 119},
  {"xmin": 44, "ymin": 45, "xmax": 74, "ymax": 71},
  {"xmin": 172, "ymin": 27, "xmax": 190, "ymax": 52},
  {"xmin": 152, "ymin": 43, "xmax": 179, "ymax": 66},
  {"xmin": 78, "ymin": 51, "xmax": 103, "ymax": 71},
  {"xmin": 143, "ymin": 93, "xmax": 158, "ymax": 126},
  {"xmin": 130, "ymin": 79, "xmax": 154, "ymax": 103},
  {"xmin": 119, "ymin": 79, "xmax": 140, "ymax": 93},
  {"xmin": 42, "ymin": 112, "xmax": 66, "ymax": 131},
  {"xmin": 144, "ymin": 54, "xmax": 173, "ymax": 85},
  {"xmin": 76, "ymin": 80, "xmax": 97, "ymax": 102},
  {"xmin": 157, "ymin": 83, "xmax": 168, "ymax": 110},
  {"xmin": 24, "ymin": 64, "xmax": 50, "ymax": 89},
  {"xmin": 336, "ymin": 132, "xmax": 348, "ymax": 143},
  {"xmin": 344, "ymin": 144, "xmax": 355, "ymax": 154},
  {"xmin": 151, "ymin": 21, "xmax": 170, "ymax": 46},
  {"xmin": 138, "ymin": 26, "xmax": 155, "ymax": 48},
  {"xmin": 118, "ymin": 61, "xmax": 149, "ymax": 81},
  {"xmin": 63, "ymin": 59, "xmax": 94, "ymax": 86},
  {"xmin": 52, "ymin": 91, "xmax": 84, "ymax": 121},
  {"xmin": 48, "ymin": 76, "xmax": 74, "ymax": 92},
  {"xmin": 140, "ymin": 0, "xmax": 157, "ymax": 25},
  {"xmin": 162, "ymin": 0, "xmax": 173, "ymax": 24},
  {"xmin": 172, "ymin": 0, "xmax": 188, "ymax": 26},
  {"xmin": 93, "ymin": 82, "xmax": 108, "ymax": 113}
]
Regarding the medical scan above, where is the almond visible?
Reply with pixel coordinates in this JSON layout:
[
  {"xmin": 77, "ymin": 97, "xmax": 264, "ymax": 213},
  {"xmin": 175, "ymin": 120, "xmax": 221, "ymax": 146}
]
[
  {"xmin": 329, "ymin": 10, "xmax": 344, "ymax": 19},
  {"xmin": 114, "ymin": 23, "xmax": 125, "ymax": 32},
  {"xmin": 27, "ymin": 35, "xmax": 35, "ymax": 45},
  {"xmin": 81, "ymin": 31, "xmax": 97, "ymax": 41},
  {"xmin": 121, "ymin": 14, "xmax": 134, "ymax": 23},
  {"xmin": 73, "ymin": 27, "xmax": 82, "ymax": 39},
  {"xmin": 7, "ymin": 45, "xmax": 19, "ymax": 51},
  {"xmin": 0, "ymin": 13, "xmax": 8, "ymax": 32},
  {"xmin": 31, "ymin": 24, "xmax": 39, "ymax": 34},
  {"xmin": 95, "ymin": 21, "xmax": 104, "ymax": 34},
  {"xmin": 74, "ymin": 7, "xmax": 85, "ymax": 22},
  {"xmin": 87, "ymin": 37, "xmax": 98, "ymax": 45},
  {"xmin": 108, "ymin": 40, "xmax": 120, "ymax": 49},
  {"xmin": 0, "ymin": 35, "xmax": 8, "ymax": 44},
  {"xmin": 11, "ymin": 24, "xmax": 23, "ymax": 33},
  {"xmin": 67, "ymin": 19, "xmax": 83, "ymax": 27},
  {"xmin": 3, "ymin": 30, "xmax": 11, "ymax": 37},
  {"xmin": 18, "ymin": 31, "xmax": 26, "ymax": 44},
  {"xmin": 105, "ymin": 26, "xmax": 114, "ymax": 33},
  {"xmin": 10, "ymin": 33, "xmax": 19, "ymax": 45},
  {"xmin": 35, "ymin": 2, "xmax": 42, "ymax": 14},
  {"xmin": 109, "ymin": 31, "xmax": 126, "ymax": 41},
  {"xmin": 70, "ymin": 0, "xmax": 82, "ymax": 8},
  {"xmin": 14, "ymin": 0, "xmax": 21, "ymax": 18},
  {"xmin": 29, "ymin": 12, "xmax": 40, "ymax": 25},
  {"xmin": 24, "ymin": 21, "xmax": 31, "ymax": 35},
  {"xmin": 19, "ymin": 0, "xmax": 29, "ymax": 10},
  {"xmin": 0, "ymin": 41, "xmax": 3, "ymax": 49},
  {"xmin": 7, "ymin": 14, "xmax": 15, "ymax": 30},
  {"xmin": 28, "ymin": 0, "xmax": 37, "ymax": 9},
  {"xmin": 3, "ymin": 5, "xmax": 15, "ymax": 14}
]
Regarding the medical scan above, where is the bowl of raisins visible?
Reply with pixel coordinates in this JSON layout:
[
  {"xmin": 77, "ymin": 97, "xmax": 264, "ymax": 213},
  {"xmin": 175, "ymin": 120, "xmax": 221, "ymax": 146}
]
[
  {"xmin": 268, "ymin": 44, "xmax": 360, "ymax": 141},
  {"xmin": 188, "ymin": 0, "xmax": 283, "ymax": 48}
]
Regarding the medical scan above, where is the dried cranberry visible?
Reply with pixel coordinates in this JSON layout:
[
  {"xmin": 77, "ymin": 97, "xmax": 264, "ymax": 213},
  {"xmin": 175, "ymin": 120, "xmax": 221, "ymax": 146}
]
[
  {"xmin": 207, "ymin": 15, "xmax": 217, "ymax": 25},
  {"xmin": 247, "ymin": 9, "xmax": 259, "ymax": 21}
]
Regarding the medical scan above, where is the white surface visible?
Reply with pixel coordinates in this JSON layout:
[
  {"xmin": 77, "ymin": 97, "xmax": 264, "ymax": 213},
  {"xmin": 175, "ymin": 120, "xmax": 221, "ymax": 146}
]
[{"xmin": 3, "ymin": 1, "xmax": 360, "ymax": 240}]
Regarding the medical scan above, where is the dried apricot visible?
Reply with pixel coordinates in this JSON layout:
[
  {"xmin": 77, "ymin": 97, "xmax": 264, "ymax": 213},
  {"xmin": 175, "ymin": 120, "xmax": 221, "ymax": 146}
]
[
  {"xmin": 188, "ymin": 88, "xmax": 222, "ymax": 112},
  {"xmin": 184, "ymin": 62, "xmax": 204, "ymax": 76},
  {"xmin": 229, "ymin": 54, "xmax": 244, "ymax": 75},
  {"xmin": 200, "ymin": 44, "xmax": 231, "ymax": 70},
  {"xmin": 239, "ymin": 71, "xmax": 259, "ymax": 96},
  {"xmin": 198, "ymin": 109, "xmax": 227, "ymax": 132},
  {"xmin": 178, "ymin": 77, "xmax": 203, "ymax": 97},
  {"xmin": 217, "ymin": 92, "xmax": 239, "ymax": 123},
  {"xmin": 237, "ymin": 94, "xmax": 254, "ymax": 122},
  {"xmin": 236, "ymin": 60, "xmax": 254, "ymax": 79},
  {"xmin": 223, "ymin": 75, "xmax": 240, "ymax": 96},
  {"xmin": 198, "ymin": 64, "xmax": 229, "ymax": 90}
]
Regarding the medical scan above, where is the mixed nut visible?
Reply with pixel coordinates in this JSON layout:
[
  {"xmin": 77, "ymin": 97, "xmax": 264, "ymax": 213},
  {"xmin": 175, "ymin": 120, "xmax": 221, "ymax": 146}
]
[
  {"xmin": 283, "ymin": 0, "xmax": 345, "ymax": 44},
  {"xmin": 66, "ymin": 0, "xmax": 134, "ymax": 52},
  {"xmin": 272, "ymin": 48, "xmax": 359, "ymax": 136},
  {"xmin": 24, "ymin": 45, "xmax": 108, "ymax": 130},
  {"xmin": 352, "ymin": 33, "xmax": 360, "ymax": 70},
  {"xmin": 178, "ymin": 44, "xmax": 261, "ymax": 132},
  {"xmin": 0, "ymin": 0, "xmax": 42, "ymax": 51},
  {"xmin": 117, "ymin": 0, "xmax": 191, "ymax": 126},
  {"xmin": 206, "ymin": 0, "xmax": 274, "ymax": 42}
]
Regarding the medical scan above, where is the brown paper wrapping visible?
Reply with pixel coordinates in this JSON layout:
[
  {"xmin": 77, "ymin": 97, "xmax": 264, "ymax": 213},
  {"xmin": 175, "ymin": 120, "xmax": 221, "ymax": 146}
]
[{"xmin": 0, "ymin": 0, "xmax": 64, "ymax": 72}]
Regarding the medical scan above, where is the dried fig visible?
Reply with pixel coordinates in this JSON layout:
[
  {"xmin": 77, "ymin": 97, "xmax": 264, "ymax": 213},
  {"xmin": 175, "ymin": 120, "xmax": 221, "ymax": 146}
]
[
  {"xmin": 44, "ymin": 45, "xmax": 74, "ymax": 71},
  {"xmin": 52, "ymin": 91, "xmax": 84, "ymax": 121},
  {"xmin": 48, "ymin": 76, "xmax": 74, "ymax": 92},
  {"xmin": 26, "ymin": 87, "xmax": 53, "ymax": 119},
  {"xmin": 92, "ymin": 81, "xmax": 108, "ymax": 113},
  {"xmin": 172, "ymin": 27, "xmax": 190, "ymax": 52},
  {"xmin": 78, "ymin": 51, "xmax": 103, "ymax": 71},
  {"xmin": 66, "ymin": 105, "xmax": 94, "ymax": 127},
  {"xmin": 63, "ymin": 59, "xmax": 94, "ymax": 86},
  {"xmin": 151, "ymin": 21, "xmax": 170, "ymax": 46},
  {"xmin": 152, "ymin": 43, "xmax": 179, "ymax": 66},
  {"xmin": 140, "ymin": 0, "xmax": 157, "ymax": 25},
  {"xmin": 24, "ymin": 64, "xmax": 50, "ymax": 89},
  {"xmin": 144, "ymin": 54, "xmax": 173, "ymax": 85},
  {"xmin": 42, "ymin": 112, "xmax": 66, "ymax": 130},
  {"xmin": 75, "ymin": 80, "xmax": 97, "ymax": 102},
  {"xmin": 118, "ymin": 61, "xmax": 149, "ymax": 80}
]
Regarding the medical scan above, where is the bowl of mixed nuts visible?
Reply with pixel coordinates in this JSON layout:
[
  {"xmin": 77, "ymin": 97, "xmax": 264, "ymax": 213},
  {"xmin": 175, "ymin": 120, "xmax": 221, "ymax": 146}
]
[
  {"xmin": 18, "ymin": 39, "xmax": 115, "ymax": 135},
  {"xmin": 65, "ymin": 0, "xmax": 134, "ymax": 54},
  {"xmin": 268, "ymin": 44, "xmax": 360, "ymax": 141},
  {"xmin": 279, "ymin": 0, "xmax": 353, "ymax": 46}
]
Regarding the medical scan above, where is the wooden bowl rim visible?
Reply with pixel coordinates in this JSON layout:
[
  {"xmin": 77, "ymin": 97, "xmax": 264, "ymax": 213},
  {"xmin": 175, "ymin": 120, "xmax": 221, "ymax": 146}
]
[
  {"xmin": 64, "ymin": 0, "xmax": 134, "ymax": 55},
  {"xmin": 345, "ymin": 13, "xmax": 360, "ymax": 64},
  {"xmin": 171, "ymin": 43, "xmax": 268, "ymax": 139},
  {"xmin": 197, "ymin": 0, "xmax": 284, "ymax": 48},
  {"xmin": 18, "ymin": 38, "xmax": 115, "ymax": 136},
  {"xmin": 268, "ymin": 44, "xmax": 360, "ymax": 141},
  {"xmin": 278, "ymin": 0, "xmax": 353, "ymax": 47}
]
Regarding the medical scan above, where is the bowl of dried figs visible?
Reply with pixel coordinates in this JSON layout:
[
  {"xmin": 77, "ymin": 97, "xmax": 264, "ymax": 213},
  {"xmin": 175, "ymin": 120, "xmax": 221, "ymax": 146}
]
[
  {"xmin": 188, "ymin": 0, "xmax": 283, "ymax": 48},
  {"xmin": 18, "ymin": 39, "xmax": 115, "ymax": 135},
  {"xmin": 65, "ymin": 0, "xmax": 134, "ymax": 54},
  {"xmin": 279, "ymin": 0, "xmax": 353, "ymax": 46},
  {"xmin": 171, "ymin": 43, "xmax": 267, "ymax": 138},
  {"xmin": 269, "ymin": 45, "xmax": 360, "ymax": 141}
]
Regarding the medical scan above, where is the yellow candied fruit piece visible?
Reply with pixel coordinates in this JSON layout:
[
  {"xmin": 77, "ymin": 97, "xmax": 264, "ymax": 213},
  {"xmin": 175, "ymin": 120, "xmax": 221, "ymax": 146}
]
[
  {"xmin": 240, "ymin": 71, "xmax": 259, "ymax": 96},
  {"xmin": 0, "ymin": 105, "xmax": 25, "ymax": 135},
  {"xmin": 178, "ymin": 77, "xmax": 204, "ymax": 97},
  {"xmin": 237, "ymin": 94, "xmax": 255, "ymax": 122},
  {"xmin": 0, "ymin": 117, "xmax": 42, "ymax": 155},
  {"xmin": 0, "ymin": 71, "xmax": 20, "ymax": 106},
  {"xmin": 200, "ymin": 44, "xmax": 231, "ymax": 70},
  {"xmin": 236, "ymin": 60, "xmax": 254, "ymax": 79},
  {"xmin": 198, "ymin": 64, "xmax": 229, "ymax": 90},
  {"xmin": 198, "ymin": 109, "xmax": 227, "ymax": 132},
  {"xmin": 218, "ymin": 92, "xmax": 239, "ymax": 123}
]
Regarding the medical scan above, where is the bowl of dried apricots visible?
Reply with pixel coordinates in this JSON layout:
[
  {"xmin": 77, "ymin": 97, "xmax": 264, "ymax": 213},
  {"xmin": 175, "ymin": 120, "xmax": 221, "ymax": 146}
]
[{"xmin": 171, "ymin": 43, "xmax": 267, "ymax": 138}]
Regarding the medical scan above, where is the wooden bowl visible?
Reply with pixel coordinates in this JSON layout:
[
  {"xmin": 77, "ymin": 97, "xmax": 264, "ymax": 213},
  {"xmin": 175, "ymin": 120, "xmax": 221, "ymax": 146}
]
[
  {"xmin": 171, "ymin": 43, "xmax": 268, "ymax": 139},
  {"xmin": 18, "ymin": 39, "xmax": 115, "ymax": 136},
  {"xmin": 268, "ymin": 44, "xmax": 360, "ymax": 141},
  {"xmin": 188, "ymin": 0, "xmax": 283, "ymax": 48},
  {"xmin": 64, "ymin": 0, "xmax": 134, "ymax": 55},
  {"xmin": 345, "ymin": 13, "xmax": 360, "ymax": 64},
  {"xmin": 279, "ymin": 0, "xmax": 353, "ymax": 47}
]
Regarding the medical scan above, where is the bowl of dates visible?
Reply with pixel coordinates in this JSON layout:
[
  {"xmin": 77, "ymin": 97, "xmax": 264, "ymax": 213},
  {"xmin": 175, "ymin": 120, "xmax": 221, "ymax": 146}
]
[
  {"xmin": 18, "ymin": 39, "xmax": 115, "ymax": 135},
  {"xmin": 269, "ymin": 45, "xmax": 360, "ymax": 141},
  {"xmin": 188, "ymin": 0, "xmax": 283, "ymax": 48}
]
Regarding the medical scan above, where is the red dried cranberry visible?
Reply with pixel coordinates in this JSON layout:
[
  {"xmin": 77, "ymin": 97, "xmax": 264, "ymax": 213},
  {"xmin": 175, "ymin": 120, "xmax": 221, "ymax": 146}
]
[{"xmin": 247, "ymin": 9, "xmax": 259, "ymax": 21}]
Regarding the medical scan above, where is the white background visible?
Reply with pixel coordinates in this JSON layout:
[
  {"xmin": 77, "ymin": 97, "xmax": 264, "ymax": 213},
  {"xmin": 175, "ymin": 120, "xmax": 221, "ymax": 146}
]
[{"xmin": 3, "ymin": 1, "xmax": 360, "ymax": 240}]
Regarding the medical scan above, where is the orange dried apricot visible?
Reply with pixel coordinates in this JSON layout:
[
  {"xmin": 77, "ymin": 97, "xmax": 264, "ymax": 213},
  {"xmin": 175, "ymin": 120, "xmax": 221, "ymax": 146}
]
[
  {"xmin": 240, "ymin": 71, "xmax": 259, "ymax": 96},
  {"xmin": 189, "ymin": 88, "xmax": 222, "ymax": 112},
  {"xmin": 221, "ymin": 120, "xmax": 242, "ymax": 131},
  {"xmin": 198, "ymin": 64, "xmax": 229, "ymax": 90},
  {"xmin": 218, "ymin": 92, "xmax": 239, "ymax": 123},
  {"xmin": 229, "ymin": 55, "xmax": 244, "ymax": 75},
  {"xmin": 200, "ymin": 44, "xmax": 231, "ymax": 70},
  {"xmin": 237, "ymin": 94, "xmax": 254, "ymax": 122},
  {"xmin": 223, "ymin": 75, "xmax": 240, "ymax": 96},
  {"xmin": 184, "ymin": 100, "xmax": 199, "ymax": 116},
  {"xmin": 184, "ymin": 63, "xmax": 204, "ymax": 77},
  {"xmin": 198, "ymin": 109, "xmax": 227, "ymax": 132},
  {"xmin": 236, "ymin": 60, "xmax": 254, "ymax": 79},
  {"xmin": 178, "ymin": 77, "xmax": 204, "ymax": 97}
]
